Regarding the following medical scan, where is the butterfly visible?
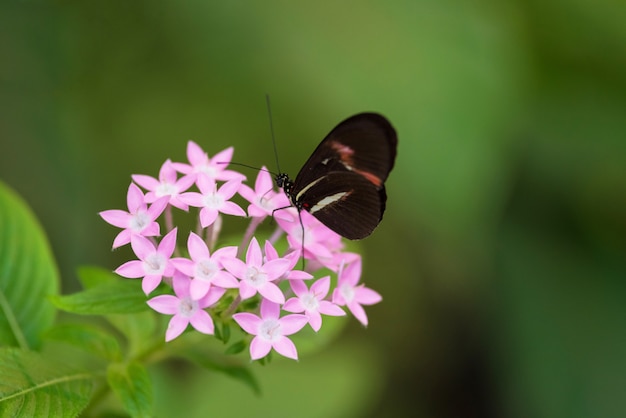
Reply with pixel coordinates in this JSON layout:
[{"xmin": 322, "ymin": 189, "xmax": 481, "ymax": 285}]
[{"xmin": 275, "ymin": 113, "xmax": 397, "ymax": 240}]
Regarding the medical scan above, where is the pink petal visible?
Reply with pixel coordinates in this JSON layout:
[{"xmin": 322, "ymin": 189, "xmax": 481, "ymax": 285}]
[
  {"xmin": 342, "ymin": 258, "xmax": 362, "ymax": 287},
  {"xmin": 347, "ymin": 302, "xmax": 369, "ymax": 326},
  {"xmin": 179, "ymin": 192, "xmax": 205, "ymax": 207},
  {"xmin": 221, "ymin": 258, "xmax": 248, "ymax": 279},
  {"xmin": 283, "ymin": 298, "xmax": 304, "ymax": 313},
  {"xmin": 355, "ymin": 287, "xmax": 382, "ymax": 305},
  {"xmin": 190, "ymin": 279, "xmax": 211, "ymax": 300},
  {"xmin": 172, "ymin": 272, "xmax": 191, "ymax": 297},
  {"xmin": 263, "ymin": 258, "xmax": 291, "ymax": 280},
  {"xmin": 217, "ymin": 179, "xmax": 241, "ymax": 200},
  {"xmin": 221, "ymin": 257, "xmax": 247, "ymax": 279},
  {"xmin": 307, "ymin": 311, "xmax": 323, "ymax": 332},
  {"xmin": 175, "ymin": 173, "xmax": 197, "ymax": 194},
  {"xmin": 212, "ymin": 271, "xmax": 239, "ymax": 288},
  {"xmin": 239, "ymin": 282, "xmax": 257, "ymax": 300},
  {"xmin": 127, "ymin": 183, "xmax": 146, "ymax": 212},
  {"xmin": 279, "ymin": 314, "xmax": 308, "ymax": 335},
  {"xmin": 219, "ymin": 201, "xmax": 246, "ymax": 217},
  {"xmin": 159, "ymin": 159, "xmax": 178, "ymax": 182},
  {"xmin": 131, "ymin": 174, "xmax": 159, "ymax": 191},
  {"xmin": 112, "ymin": 229, "xmax": 132, "ymax": 248},
  {"xmin": 199, "ymin": 207, "xmax": 218, "ymax": 228},
  {"xmin": 170, "ymin": 257, "xmax": 194, "ymax": 276},
  {"xmin": 147, "ymin": 197, "xmax": 169, "ymax": 220},
  {"xmin": 99, "ymin": 210, "xmax": 131, "ymax": 228},
  {"xmin": 238, "ymin": 184, "xmax": 256, "ymax": 204},
  {"xmin": 195, "ymin": 174, "xmax": 215, "ymax": 195},
  {"xmin": 233, "ymin": 312, "xmax": 262, "ymax": 335},
  {"xmin": 212, "ymin": 246, "xmax": 238, "ymax": 265},
  {"xmin": 187, "ymin": 232, "xmax": 210, "ymax": 261},
  {"xmin": 142, "ymin": 275, "xmax": 163, "ymax": 294},
  {"xmin": 190, "ymin": 310, "xmax": 214, "ymax": 334},
  {"xmin": 212, "ymin": 146, "xmax": 234, "ymax": 165},
  {"xmin": 254, "ymin": 167, "xmax": 273, "ymax": 193},
  {"xmin": 140, "ymin": 222, "xmax": 161, "ymax": 238},
  {"xmin": 115, "ymin": 260, "xmax": 144, "ymax": 278},
  {"xmin": 246, "ymin": 237, "xmax": 262, "ymax": 266},
  {"xmin": 186, "ymin": 140, "xmax": 207, "ymax": 167},
  {"xmin": 257, "ymin": 282, "xmax": 285, "ymax": 304},
  {"xmin": 158, "ymin": 228, "xmax": 178, "ymax": 257},
  {"xmin": 260, "ymin": 299, "xmax": 280, "ymax": 320},
  {"xmin": 130, "ymin": 235, "xmax": 156, "ymax": 260},
  {"xmin": 311, "ymin": 276, "xmax": 331, "ymax": 298},
  {"xmin": 289, "ymin": 280, "xmax": 307, "ymax": 297},
  {"xmin": 146, "ymin": 294, "xmax": 179, "ymax": 314},
  {"xmin": 165, "ymin": 315, "xmax": 189, "ymax": 341},
  {"xmin": 199, "ymin": 286, "xmax": 226, "ymax": 308},
  {"xmin": 249, "ymin": 337, "xmax": 272, "ymax": 360},
  {"xmin": 318, "ymin": 301, "xmax": 346, "ymax": 317},
  {"xmin": 264, "ymin": 241, "xmax": 279, "ymax": 260},
  {"xmin": 272, "ymin": 336, "xmax": 299, "ymax": 360}
]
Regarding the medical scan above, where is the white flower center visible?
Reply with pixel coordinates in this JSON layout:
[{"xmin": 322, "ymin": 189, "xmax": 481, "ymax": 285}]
[
  {"xmin": 245, "ymin": 266, "xmax": 267, "ymax": 287},
  {"xmin": 156, "ymin": 182, "xmax": 177, "ymax": 197},
  {"xmin": 178, "ymin": 297, "xmax": 198, "ymax": 318},
  {"xmin": 301, "ymin": 293, "xmax": 319, "ymax": 312},
  {"xmin": 259, "ymin": 319, "xmax": 281, "ymax": 342},
  {"xmin": 195, "ymin": 259, "xmax": 218, "ymax": 281},
  {"xmin": 339, "ymin": 284, "xmax": 355, "ymax": 303},
  {"xmin": 130, "ymin": 210, "xmax": 150, "ymax": 232},
  {"xmin": 199, "ymin": 164, "xmax": 217, "ymax": 178},
  {"xmin": 144, "ymin": 253, "xmax": 166, "ymax": 275},
  {"xmin": 203, "ymin": 192, "xmax": 224, "ymax": 209}
]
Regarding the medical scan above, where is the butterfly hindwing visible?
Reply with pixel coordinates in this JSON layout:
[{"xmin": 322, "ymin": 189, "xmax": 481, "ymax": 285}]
[{"xmin": 296, "ymin": 172, "xmax": 385, "ymax": 240}]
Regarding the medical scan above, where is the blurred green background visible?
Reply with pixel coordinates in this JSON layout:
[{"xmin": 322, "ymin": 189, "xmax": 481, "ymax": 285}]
[{"xmin": 2, "ymin": 1, "xmax": 626, "ymax": 417}]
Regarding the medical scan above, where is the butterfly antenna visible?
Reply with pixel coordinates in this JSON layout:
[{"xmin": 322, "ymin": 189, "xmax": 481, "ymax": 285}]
[{"xmin": 266, "ymin": 94, "xmax": 282, "ymax": 174}]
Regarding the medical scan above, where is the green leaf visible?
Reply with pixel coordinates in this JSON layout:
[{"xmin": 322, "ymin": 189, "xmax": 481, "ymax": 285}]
[
  {"xmin": 77, "ymin": 265, "xmax": 119, "ymax": 289},
  {"xmin": 224, "ymin": 340, "xmax": 246, "ymax": 355},
  {"xmin": 107, "ymin": 362, "xmax": 153, "ymax": 418},
  {"xmin": 0, "ymin": 348, "xmax": 92, "ymax": 417},
  {"xmin": 0, "ymin": 182, "xmax": 60, "ymax": 349},
  {"xmin": 180, "ymin": 347, "xmax": 260, "ymax": 395},
  {"xmin": 45, "ymin": 323, "xmax": 122, "ymax": 361},
  {"xmin": 106, "ymin": 311, "xmax": 157, "ymax": 358},
  {"xmin": 50, "ymin": 280, "xmax": 148, "ymax": 315}
]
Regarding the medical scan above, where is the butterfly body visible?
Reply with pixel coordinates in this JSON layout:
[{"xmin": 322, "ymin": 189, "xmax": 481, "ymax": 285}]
[{"xmin": 276, "ymin": 113, "xmax": 397, "ymax": 240}]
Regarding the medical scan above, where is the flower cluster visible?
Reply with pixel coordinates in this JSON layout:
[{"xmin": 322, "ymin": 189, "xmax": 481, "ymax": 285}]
[{"xmin": 100, "ymin": 141, "xmax": 382, "ymax": 360}]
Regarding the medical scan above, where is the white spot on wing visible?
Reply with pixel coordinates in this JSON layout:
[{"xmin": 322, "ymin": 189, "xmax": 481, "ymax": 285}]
[{"xmin": 309, "ymin": 191, "xmax": 350, "ymax": 214}]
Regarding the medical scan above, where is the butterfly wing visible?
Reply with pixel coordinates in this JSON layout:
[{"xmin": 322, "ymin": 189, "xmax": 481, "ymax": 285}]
[
  {"xmin": 292, "ymin": 113, "xmax": 397, "ymax": 192},
  {"xmin": 296, "ymin": 171, "xmax": 386, "ymax": 240}
]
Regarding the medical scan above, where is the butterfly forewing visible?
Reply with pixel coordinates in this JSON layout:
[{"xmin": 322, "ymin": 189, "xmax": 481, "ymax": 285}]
[{"xmin": 292, "ymin": 113, "xmax": 397, "ymax": 192}]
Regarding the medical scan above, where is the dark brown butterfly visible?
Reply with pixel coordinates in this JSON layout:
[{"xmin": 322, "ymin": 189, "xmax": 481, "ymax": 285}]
[{"xmin": 275, "ymin": 113, "xmax": 397, "ymax": 239}]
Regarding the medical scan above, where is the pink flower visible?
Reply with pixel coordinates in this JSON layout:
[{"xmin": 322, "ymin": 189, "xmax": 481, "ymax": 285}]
[
  {"xmin": 222, "ymin": 237, "xmax": 290, "ymax": 304},
  {"xmin": 99, "ymin": 183, "xmax": 168, "ymax": 249},
  {"xmin": 276, "ymin": 210, "xmax": 344, "ymax": 270},
  {"xmin": 132, "ymin": 159, "xmax": 196, "ymax": 211},
  {"xmin": 172, "ymin": 142, "xmax": 245, "ymax": 182},
  {"xmin": 147, "ymin": 271, "xmax": 225, "ymax": 341},
  {"xmin": 115, "ymin": 228, "xmax": 178, "ymax": 294},
  {"xmin": 233, "ymin": 299, "xmax": 308, "ymax": 360},
  {"xmin": 332, "ymin": 257, "xmax": 382, "ymax": 326},
  {"xmin": 264, "ymin": 242, "xmax": 311, "ymax": 281},
  {"xmin": 283, "ymin": 277, "xmax": 345, "ymax": 332},
  {"xmin": 170, "ymin": 232, "xmax": 239, "ymax": 299},
  {"xmin": 180, "ymin": 176, "xmax": 246, "ymax": 228},
  {"xmin": 238, "ymin": 167, "xmax": 290, "ymax": 220}
]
